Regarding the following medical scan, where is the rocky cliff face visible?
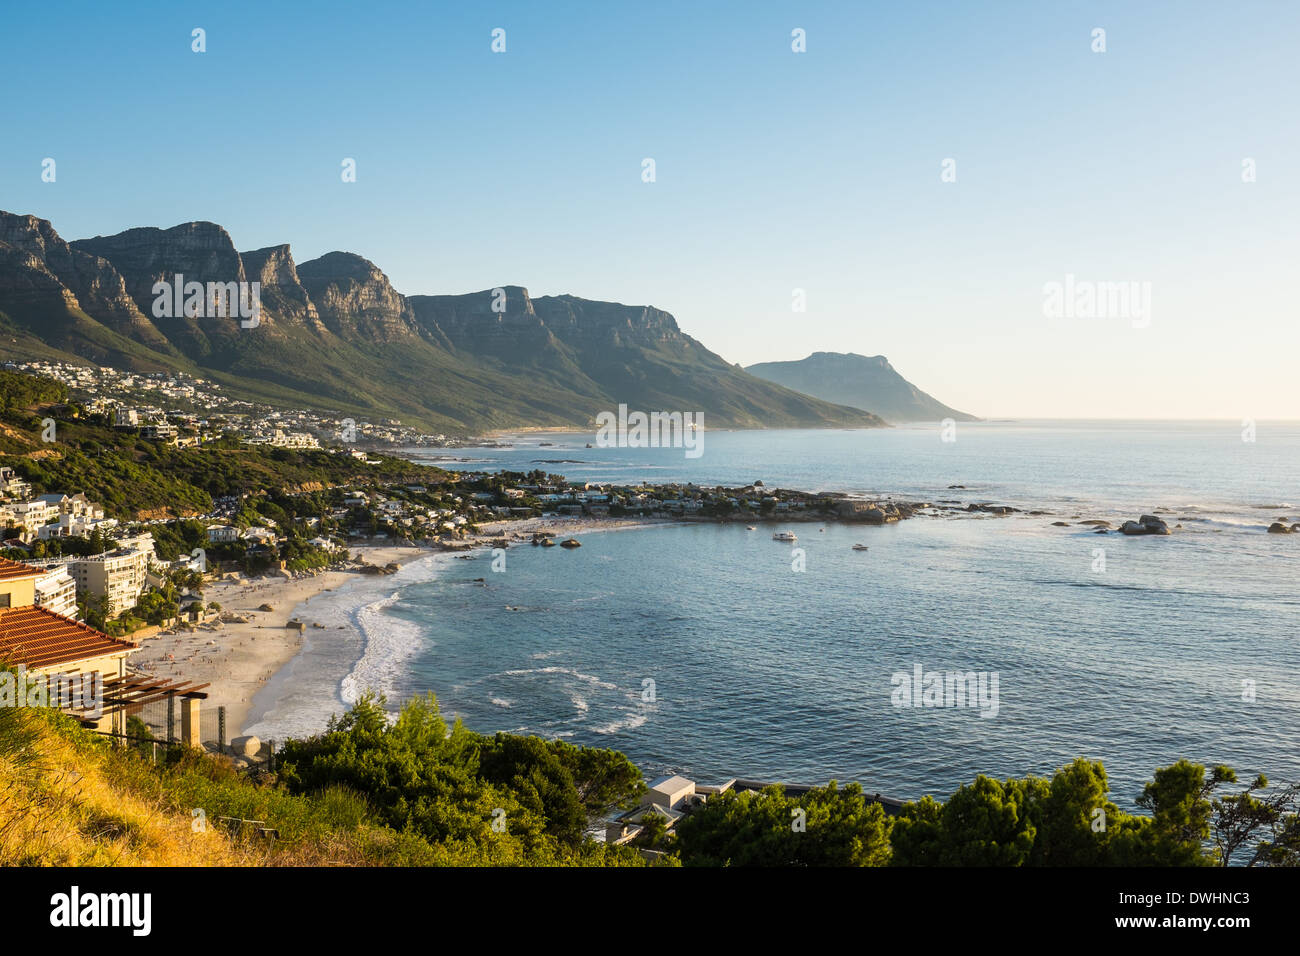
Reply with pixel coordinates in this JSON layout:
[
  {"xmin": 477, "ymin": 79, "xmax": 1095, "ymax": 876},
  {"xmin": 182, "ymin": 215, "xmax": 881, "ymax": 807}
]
[
  {"xmin": 0, "ymin": 212, "xmax": 169, "ymax": 347},
  {"xmin": 0, "ymin": 240, "xmax": 80, "ymax": 311},
  {"xmin": 72, "ymin": 222, "xmax": 256, "ymax": 359},
  {"xmin": 411, "ymin": 289, "xmax": 710, "ymax": 370},
  {"xmin": 531, "ymin": 295, "xmax": 690, "ymax": 353},
  {"xmin": 296, "ymin": 252, "xmax": 419, "ymax": 343},
  {"xmin": 409, "ymin": 286, "xmax": 549, "ymax": 358},
  {"xmin": 240, "ymin": 244, "xmax": 325, "ymax": 332},
  {"xmin": 73, "ymin": 222, "xmax": 248, "ymax": 315}
]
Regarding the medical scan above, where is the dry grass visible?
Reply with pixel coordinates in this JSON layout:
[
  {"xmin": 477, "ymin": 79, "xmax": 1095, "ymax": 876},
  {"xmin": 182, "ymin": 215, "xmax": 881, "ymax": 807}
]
[{"xmin": 0, "ymin": 708, "xmax": 252, "ymax": 866}]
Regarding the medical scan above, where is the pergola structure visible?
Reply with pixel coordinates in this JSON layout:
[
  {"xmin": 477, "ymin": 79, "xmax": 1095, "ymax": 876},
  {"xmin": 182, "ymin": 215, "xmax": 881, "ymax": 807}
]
[{"xmin": 71, "ymin": 673, "xmax": 210, "ymax": 746}]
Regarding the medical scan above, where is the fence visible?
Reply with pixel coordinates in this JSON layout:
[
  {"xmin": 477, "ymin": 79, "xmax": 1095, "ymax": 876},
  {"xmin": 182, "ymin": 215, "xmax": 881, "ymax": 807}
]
[{"xmin": 90, "ymin": 701, "xmax": 279, "ymax": 775}]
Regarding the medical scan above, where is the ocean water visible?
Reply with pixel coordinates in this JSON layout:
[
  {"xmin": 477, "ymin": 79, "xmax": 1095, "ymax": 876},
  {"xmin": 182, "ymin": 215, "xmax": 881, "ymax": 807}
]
[
  {"xmin": 248, "ymin": 421, "xmax": 1300, "ymax": 808},
  {"xmin": 410, "ymin": 420, "xmax": 1300, "ymax": 523}
]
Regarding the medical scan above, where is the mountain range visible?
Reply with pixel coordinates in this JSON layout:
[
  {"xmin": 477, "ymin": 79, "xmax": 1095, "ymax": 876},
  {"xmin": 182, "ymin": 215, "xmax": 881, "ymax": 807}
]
[
  {"xmin": 746, "ymin": 352, "xmax": 978, "ymax": 423},
  {"xmin": 0, "ymin": 210, "xmax": 965, "ymax": 433}
]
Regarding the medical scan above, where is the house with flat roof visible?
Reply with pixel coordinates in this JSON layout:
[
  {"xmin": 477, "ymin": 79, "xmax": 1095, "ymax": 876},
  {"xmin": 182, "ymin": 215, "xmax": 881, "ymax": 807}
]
[
  {"xmin": 647, "ymin": 774, "xmax": 696, "ymax": 809},
  {"xmin": 206, "ymin": 524, "xmax": 238, "ymax": 543},
  {"xmin": 606, "ymin": 774, "xmax": 712, "ymax": 846}
]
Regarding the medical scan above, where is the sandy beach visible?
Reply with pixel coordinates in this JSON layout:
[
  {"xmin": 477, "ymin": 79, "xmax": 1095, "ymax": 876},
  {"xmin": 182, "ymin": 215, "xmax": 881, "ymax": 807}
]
[
  {"xmin": 126, "ymin": 518, "xmax": 670, "ymax": 742},
  {"xmin": 128, "ymin": 545, "xmax": 427, "ymax": 739}
]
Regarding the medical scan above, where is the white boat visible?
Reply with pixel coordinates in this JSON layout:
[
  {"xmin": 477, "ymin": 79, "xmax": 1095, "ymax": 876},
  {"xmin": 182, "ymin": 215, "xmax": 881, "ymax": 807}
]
[
  {"xmin": 746, "ymin": 526, "xmax": 756, "ymax": 531},
  {"xmin": 773, "ymin": 531, "xmax": 798, "ymax": 541},
  {"xmin": 852, "ymin": 544, "xmax": 869, "ymax": 551}
]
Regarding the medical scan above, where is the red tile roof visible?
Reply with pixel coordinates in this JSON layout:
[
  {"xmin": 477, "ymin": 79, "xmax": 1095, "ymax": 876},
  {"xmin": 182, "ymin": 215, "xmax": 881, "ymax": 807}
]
[
  {"xmin": 0, "ymin": 557, "xmax": 43, "ymax": 581},
  {"xmin": 0, "ymin": 606, "xmax": 136, "ymax": 670}
]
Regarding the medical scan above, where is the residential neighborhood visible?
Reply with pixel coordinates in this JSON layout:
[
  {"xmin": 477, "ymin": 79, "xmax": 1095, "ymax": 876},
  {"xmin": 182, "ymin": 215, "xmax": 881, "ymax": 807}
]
[{"xmin": 4, "ymin": 359, "xmax": 494, "ymax": 451}]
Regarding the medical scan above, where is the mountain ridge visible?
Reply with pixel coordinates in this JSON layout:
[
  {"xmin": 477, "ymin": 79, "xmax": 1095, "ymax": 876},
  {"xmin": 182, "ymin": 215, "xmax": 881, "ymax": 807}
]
[{"xmin": 0, "ymin": 209, "xmax": 886, "ymax": 433}]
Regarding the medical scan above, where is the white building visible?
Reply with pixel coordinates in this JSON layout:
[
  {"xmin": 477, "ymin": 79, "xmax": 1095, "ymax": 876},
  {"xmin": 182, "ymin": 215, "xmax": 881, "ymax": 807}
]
[
  {"xmin": 32, "ymin": 564, "xmax": 78, "ymax": 619},
  {"xmin": 0, "ymin": 467, "xmax": 31, "ymax": 501},
  {"xmin": 34, "ymin": 494, "xmax": 117, "ymax": 540},
  {"xmin": 242, "ymin": 527, "xmax": 278, "ymax": 547},
  {"xmin": 65, "ymin": 534, "xmax": 156, "ymax": 615},
  {"xmin": 1, "ymin": 499, "xmax": 58, "ymax": 536}
]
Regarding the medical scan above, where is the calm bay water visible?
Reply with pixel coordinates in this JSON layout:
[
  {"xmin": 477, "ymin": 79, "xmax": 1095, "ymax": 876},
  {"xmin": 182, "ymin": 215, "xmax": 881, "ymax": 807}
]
[{"xmin": 248, "ymin": 421, "xmax": 1300, "ymax": 808}]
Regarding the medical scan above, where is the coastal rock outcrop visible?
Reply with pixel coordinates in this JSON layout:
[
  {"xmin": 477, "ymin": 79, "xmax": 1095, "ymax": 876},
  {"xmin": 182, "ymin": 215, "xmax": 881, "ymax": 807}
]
[
  {"xmin": 1267, "ymin": 522, "xmax": 1294, "ymax": 534},
  {"xmin": 836, "ymin": 500, "xmax": 927, "ymax": 523},
  {"xmin": 1120, "ymin": 514, "xmax": 1170, "ymax": 536}
]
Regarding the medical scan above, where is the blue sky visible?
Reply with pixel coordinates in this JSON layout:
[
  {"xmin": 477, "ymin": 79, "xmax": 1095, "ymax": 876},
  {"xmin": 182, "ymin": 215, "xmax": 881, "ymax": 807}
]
[{"xmin": 4, "ymin": 1, "xmax": 1298, "ymax": 418}]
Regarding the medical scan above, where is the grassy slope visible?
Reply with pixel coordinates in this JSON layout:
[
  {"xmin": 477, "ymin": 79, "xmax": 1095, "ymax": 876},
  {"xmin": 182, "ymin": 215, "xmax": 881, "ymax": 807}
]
[
  {"xmin": 1, "ymin": 702, "xmax": 651, "ymax": 867},
  {"xmin": 0, "ymin": 708, "xmax": 514, "ymax": 866},
  {"xmin": 0, "ymin": 708, "xmax": 249, "ymax": 865}
]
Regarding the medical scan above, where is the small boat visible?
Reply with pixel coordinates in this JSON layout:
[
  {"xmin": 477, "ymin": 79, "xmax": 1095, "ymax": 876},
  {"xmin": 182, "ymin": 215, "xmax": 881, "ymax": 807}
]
[
  {"xmin": 852, "ymin": 544, "xmax": 869, "ymax": 551},
  {"xmin": 772, "ymin": 531, "xmax": 797, "ymax": 541},
  {"xmin": 746, "ymin": 526, "xmax": 756, "ymax": 531}
]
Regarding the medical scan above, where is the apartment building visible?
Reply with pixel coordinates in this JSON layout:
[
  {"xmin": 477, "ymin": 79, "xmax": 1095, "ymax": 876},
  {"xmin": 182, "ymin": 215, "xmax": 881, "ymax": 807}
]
[
  {"xmin": 68, "ymin": 550, "xmax": 148, "ymax": 616},
  {"xmin": 32, "ymin": 564, "xmax": 78, "ymax": 619}
]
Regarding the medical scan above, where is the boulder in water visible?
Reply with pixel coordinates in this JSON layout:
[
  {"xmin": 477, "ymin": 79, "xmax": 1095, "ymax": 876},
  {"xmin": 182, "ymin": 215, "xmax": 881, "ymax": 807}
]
[{"xmin": 1121, "ymin": 515, "xmax": 1170, "ymax": 536}]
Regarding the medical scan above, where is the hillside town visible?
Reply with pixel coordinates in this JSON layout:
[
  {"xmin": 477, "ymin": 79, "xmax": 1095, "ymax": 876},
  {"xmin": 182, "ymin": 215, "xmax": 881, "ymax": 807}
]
[{"xmin": 2, "ymin": 359, "xmax": 491, "ymax": 449}]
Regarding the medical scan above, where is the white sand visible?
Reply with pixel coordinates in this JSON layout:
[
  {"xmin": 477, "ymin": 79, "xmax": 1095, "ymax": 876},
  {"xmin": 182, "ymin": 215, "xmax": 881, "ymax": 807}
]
[{"xmin": 127, "ymin": 545, "xmax": 425, "ymax": 737}]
